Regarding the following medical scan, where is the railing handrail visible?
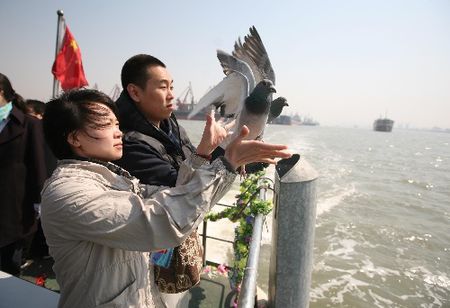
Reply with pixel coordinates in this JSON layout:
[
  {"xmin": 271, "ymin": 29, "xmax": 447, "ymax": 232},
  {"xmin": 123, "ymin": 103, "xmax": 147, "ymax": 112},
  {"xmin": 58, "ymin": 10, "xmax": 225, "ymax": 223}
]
[
  {"xmin": 238, "ymin": 182, "xmax": 268, "ymax": 308},
  {"xmin": 237, "ymin": 213, "xmax": 264, "ymax": 307},
  {"xmin": 201, "ymin": 186, "xmax": 268, "ymax": 308},
  {"xmin": 201, "ymin": 155, "xmax": 318, "ymax": 308}
]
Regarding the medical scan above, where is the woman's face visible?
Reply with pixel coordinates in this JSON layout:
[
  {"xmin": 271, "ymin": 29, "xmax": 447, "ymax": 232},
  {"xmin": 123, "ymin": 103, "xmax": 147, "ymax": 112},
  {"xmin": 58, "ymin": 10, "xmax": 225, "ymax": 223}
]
[
  {"xmin": 69, "ymin": 103, "xmax": 123, "ymax": 162},
  {"xmin": 0, "ymin": 90, "xmax": 7, "ymax": 106}
]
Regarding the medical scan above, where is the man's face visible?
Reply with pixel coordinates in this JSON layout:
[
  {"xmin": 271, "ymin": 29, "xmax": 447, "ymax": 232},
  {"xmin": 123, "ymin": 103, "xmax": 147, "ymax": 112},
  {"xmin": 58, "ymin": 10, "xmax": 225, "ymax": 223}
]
[{"xmin": 131, "ymin": 65, "xmax": 175, "ymax": 127}]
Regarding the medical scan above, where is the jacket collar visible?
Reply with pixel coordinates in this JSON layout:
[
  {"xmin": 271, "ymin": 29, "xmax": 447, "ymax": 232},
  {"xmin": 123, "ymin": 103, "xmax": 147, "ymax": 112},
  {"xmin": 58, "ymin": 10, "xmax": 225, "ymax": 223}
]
[
  {"xmin": 115, "ymin": 91, "xmax": 180, "ymax": 146},
  {"xmin": 10, "ymin": 105, "xmax": 26, "ymax": 125},
  {"xmin": 0, "ymin": 106, "xmax": 26, "ymax": 144},
  {"xmin": 67, "ymin": 156, "xmax": 134, "ymax": 179},
  {"xmin": 47, "ymin": 159, "xmax": 143, "ymax": 196}
]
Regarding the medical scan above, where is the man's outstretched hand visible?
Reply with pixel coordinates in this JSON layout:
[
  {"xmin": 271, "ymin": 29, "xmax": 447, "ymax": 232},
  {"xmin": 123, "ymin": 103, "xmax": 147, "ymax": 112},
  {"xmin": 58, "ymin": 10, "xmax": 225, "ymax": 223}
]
[
  {"xmin": 224, "ymin": 125, "xmax": 292, "ymax": 170},
  {"xmin": 196, "ymin": 110, "xmax": 230, "ymax": 157}
]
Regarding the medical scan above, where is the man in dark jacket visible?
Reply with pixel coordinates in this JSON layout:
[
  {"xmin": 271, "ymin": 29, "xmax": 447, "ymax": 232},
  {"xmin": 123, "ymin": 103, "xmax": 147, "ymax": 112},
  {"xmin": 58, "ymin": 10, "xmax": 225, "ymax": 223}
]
[
  {"xmin": 115, "ymin": 54, "xmax": 207, "ymax": 306},
  {"xmin": 115, "ymin": 54, "xmax": 197, "ymax": 187}
]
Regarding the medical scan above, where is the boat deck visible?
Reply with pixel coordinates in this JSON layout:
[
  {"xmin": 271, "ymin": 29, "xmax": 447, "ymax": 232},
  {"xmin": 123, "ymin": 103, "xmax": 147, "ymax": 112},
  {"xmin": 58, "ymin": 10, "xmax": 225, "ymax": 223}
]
[{"xmin": 8, "ymin": 257, "xmax": 248, "ymax": 308}]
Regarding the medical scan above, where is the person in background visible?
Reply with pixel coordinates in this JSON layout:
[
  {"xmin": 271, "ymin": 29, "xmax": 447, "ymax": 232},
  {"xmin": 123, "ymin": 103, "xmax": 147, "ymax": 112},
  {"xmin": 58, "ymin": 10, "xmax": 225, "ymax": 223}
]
[
  {"xmin": 23, "ymin": 99, "xmax": 55, "ymax": 260},
  {"xmin": 25, "ymin": 99, "xmax": 46, "ymax": 119},
  {"xmin": 24, "ymin": 99, "xmax": 57, "ymax": 177},
  {"xmin": 0, "ymin": 73, "xmax": 47, "ymax": 275},
  {"xmin": 40, "ymin": 89, "xmax": 290, "ymax": 307}
]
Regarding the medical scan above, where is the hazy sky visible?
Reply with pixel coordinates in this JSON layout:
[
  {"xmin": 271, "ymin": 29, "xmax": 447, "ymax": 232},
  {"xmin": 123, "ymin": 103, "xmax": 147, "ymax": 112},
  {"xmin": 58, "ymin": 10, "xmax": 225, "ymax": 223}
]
[{"xmin": 1, "ymin": 1, "xmax": 449, "ymax": 129}]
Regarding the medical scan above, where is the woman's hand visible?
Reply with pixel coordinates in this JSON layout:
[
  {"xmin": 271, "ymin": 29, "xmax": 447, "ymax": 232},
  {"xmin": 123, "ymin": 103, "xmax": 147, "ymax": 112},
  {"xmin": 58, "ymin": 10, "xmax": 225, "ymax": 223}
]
[
  {"xmin": 224, "ymin": 125, "xmax": 292, "ymax": 170},
  {"xmin": 196, "ymin": 110, "xmax": 230, "ymax": 157}
]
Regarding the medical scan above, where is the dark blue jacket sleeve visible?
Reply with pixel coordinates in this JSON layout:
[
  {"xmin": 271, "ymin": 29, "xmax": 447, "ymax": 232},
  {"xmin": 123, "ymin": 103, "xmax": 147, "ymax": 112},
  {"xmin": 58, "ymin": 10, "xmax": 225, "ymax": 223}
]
[{"xmin": 115, "ymin": 139, "xmax": 178, "ymax": 187}]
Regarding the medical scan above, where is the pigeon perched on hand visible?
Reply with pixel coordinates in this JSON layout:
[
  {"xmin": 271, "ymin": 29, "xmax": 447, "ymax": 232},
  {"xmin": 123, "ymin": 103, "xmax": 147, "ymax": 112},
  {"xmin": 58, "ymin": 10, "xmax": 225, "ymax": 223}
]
[
  {"xmin": 210, "ymin": 78, "xmax": 276, "ymax": 174},
  {"xmin": 220, "ymin": 78, "xmax": 276, "ymax": 148}
]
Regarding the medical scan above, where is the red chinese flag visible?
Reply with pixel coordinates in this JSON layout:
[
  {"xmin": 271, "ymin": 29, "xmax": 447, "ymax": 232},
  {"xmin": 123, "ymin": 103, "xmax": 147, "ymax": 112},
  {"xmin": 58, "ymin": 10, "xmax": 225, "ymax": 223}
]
[{"xmin": 52, "ymin": 26, "xmax": 88, "ymax": 91}]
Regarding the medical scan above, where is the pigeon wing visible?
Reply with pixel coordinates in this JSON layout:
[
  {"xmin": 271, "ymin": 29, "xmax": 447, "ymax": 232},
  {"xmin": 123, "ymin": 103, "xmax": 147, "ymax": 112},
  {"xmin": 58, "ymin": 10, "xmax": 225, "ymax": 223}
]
[
  {"xmin": 235, "ymin": 26, "xmax": 276, "ymax": 85},
  {"xmin": 187, "ymin": 72, "xmax": 249, "ymax": 119},
  {"xmin": 189, "ymin": 50, "xmax": 255, "ymax": 119},
  {"xmin": 187, "ymin": 80, "xmax": 226, "ymax": 119},
  {"xmin": 216, "ymin": 50, "xmax": 255, "ymax": 91},
  {"xmin": 233, "ymin": 38, "xmax": 263, "ymax": 84}
]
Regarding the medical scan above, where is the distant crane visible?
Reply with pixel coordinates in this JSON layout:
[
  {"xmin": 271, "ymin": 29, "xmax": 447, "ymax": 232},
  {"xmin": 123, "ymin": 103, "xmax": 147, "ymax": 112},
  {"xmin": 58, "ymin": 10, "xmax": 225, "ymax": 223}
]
[
  {"xmin": 175, "ymin": 82, "xmax": 195, "ymax": 111},
  {"xmin": 172, "ymin": 82, "xmax": 212, "ymax": 120}
]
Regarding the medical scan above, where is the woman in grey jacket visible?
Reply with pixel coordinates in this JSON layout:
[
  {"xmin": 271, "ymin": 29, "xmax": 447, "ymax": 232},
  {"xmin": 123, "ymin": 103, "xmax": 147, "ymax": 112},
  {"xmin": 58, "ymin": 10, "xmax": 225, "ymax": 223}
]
[{"xmin": 40, "ymin": 89, "xmax": 290, "ymax": 308}]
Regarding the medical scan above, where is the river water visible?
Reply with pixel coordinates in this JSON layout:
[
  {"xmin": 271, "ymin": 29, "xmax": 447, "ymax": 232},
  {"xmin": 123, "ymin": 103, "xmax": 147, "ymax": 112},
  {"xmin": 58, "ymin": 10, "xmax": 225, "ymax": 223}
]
[{"xmin": 179, "ymin": 120, "xmax": 450, "ymax": 307}]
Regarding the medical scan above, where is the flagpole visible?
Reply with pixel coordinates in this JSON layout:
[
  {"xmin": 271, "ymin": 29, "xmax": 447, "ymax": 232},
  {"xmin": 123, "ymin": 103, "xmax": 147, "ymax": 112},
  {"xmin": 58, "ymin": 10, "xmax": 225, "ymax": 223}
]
[{"xmin": 52, "ymin": 10, "xmax": 64, "ymax": 98}]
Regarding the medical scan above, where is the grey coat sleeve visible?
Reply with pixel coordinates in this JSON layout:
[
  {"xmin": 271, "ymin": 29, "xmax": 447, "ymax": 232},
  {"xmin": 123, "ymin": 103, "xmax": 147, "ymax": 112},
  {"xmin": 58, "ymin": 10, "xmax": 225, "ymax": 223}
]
[{"xmin": 41, "ymin": 155, "xmax": 236, "ymax": 252}]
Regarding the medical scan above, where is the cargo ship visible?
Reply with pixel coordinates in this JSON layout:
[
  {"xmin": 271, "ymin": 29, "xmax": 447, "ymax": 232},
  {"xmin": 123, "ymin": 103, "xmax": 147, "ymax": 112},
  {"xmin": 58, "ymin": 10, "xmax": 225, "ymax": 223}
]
[{"xmin": 373, "ymin": 118, "xmax": 394, "ymax": 132}]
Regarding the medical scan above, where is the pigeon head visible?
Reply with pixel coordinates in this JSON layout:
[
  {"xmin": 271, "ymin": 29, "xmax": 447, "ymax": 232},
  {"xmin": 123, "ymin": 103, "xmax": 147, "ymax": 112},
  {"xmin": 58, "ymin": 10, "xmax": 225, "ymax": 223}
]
[
  {"xmin": 245, "ymin": 79, "xmax": 277, "ymax": 114},
  {"xmin": 249, "ymin": 79, "xmax": 276, "ymax": 101},
  {"xmin": 273, "ymin": 97, "xmax": 288, "ymax": 108},
  {"xmin": 259, "ymin": 79, "xmax": 276, "ymax": 94},
  {"xmin": 268, "ymin": 97, "xmax": 289, "ymax": 123}
]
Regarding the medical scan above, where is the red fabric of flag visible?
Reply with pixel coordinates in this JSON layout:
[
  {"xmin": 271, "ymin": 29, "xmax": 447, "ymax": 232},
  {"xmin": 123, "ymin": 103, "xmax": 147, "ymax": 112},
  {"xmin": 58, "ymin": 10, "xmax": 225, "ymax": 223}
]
[{"xmin": 51, "ymin": 26, "xmax": 88, "ymax": 91}]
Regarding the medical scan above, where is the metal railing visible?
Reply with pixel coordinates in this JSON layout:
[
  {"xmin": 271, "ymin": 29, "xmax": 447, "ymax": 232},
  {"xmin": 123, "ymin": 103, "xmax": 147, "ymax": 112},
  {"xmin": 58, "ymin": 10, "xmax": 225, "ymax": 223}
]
[
  {"xmin": 199, "ymin": 182, "xmax": 270, "ymax": 308},
  {"xmin": 268, "ymin": 154, "xmax": 318, "ymax": 308},
  {"xmin": 199, "ymin": 202, "xmax": 235, "ymax": 268},
  {"xmin": 238, "ymin": 180, "xmax": 268, "ymax": 308},
  {"xmin": 200, "ymin": 154, "xmax": 318, "ymax": 308}
]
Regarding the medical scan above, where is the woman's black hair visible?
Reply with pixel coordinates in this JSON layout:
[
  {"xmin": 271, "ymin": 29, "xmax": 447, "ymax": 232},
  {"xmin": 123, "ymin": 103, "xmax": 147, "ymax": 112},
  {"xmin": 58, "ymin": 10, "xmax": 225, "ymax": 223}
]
[
  {"xmin": 25, "ymin": 99, "xmax": 46, "ymax": 116},
  {"xmin": 0, "ymin": 72, "xmax": 26, "ymax": 112},
  {"xmin": 43, "ymin": 89, "xmax": 118, "ymax": 159}
]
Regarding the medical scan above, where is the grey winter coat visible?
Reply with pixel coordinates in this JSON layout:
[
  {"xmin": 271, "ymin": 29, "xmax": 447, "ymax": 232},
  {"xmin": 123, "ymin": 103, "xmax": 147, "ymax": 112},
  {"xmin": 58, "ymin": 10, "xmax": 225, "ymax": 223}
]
[{"xmin": 41, "ymin": 155, "xmax": 235, "ymax": 308}]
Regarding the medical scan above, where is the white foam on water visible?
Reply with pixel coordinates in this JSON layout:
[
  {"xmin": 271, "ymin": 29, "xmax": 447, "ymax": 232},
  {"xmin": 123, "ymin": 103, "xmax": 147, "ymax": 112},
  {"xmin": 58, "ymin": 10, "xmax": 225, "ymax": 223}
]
[
  {"xmin": 398, "ymin": 293, "xmax": 425, "ymax": 301},
  {"xmin": 395, "ymin": 247, "xmax": 406, "ymax": 257},
  {"xmin": 323, "ymin": 238, "xmax": 358, "ymax": 260},
  {"xmin": 403, "ymin": 266, "xmax": 449, "ymax": 306},
  {"xmin": 316, "ymin": 183, "xmax": 356, "ymax": 217},
  {"xmin": 359, "ymin": 258, "xmax": 401, "ymax": 280},
  {"xmin": 368, "ymin": 289, "xmax": 395, "ymax": 308},
  {"xmin": 310, "ymin": 273, "xmax": 370, "ymax": 304},
  {"xmin": 403, "ymin": 235, "xmax": 431, "ymax": 243},
  {"xmin": 312, "ymin": 259, "xmax": 331, "ymax": 272},
  {"xmin": 424, "ymin": 273, "xmax": 450, "ymax": 289},
  {"xmin": 312, "ymin": 257, "xmax": 449, "ymax": 306}
]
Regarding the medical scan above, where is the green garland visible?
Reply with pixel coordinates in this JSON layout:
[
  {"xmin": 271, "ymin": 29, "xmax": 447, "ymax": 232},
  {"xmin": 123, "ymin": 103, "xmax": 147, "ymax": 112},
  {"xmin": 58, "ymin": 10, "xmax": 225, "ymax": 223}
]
[{"xmin": 205, "ymin": 171, "xmax": 273, "ymax": 295}]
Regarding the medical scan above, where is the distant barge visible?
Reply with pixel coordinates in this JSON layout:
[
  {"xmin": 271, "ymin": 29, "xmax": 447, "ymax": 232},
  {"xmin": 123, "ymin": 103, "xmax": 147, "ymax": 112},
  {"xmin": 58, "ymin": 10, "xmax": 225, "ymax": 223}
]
[{"xmin": 373, "ymin": 118, "xmax": 394, "ymax": 132}]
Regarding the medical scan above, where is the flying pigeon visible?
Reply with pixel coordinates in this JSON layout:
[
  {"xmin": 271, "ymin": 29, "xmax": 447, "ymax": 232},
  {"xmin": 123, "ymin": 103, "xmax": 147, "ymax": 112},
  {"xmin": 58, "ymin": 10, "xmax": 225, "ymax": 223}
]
[
  {"xmin": 188, "ymin": 26, "xmax": 281, "ymax": 149},
  {"xmin": 233, "ymin": 26, "xmax": 288, "ymax": 124}
]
